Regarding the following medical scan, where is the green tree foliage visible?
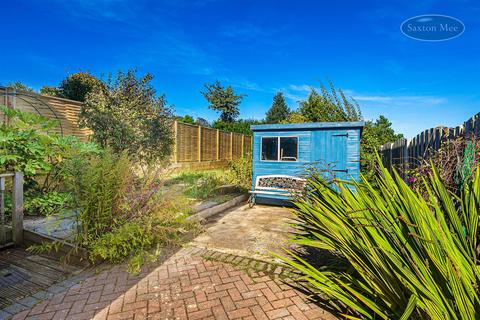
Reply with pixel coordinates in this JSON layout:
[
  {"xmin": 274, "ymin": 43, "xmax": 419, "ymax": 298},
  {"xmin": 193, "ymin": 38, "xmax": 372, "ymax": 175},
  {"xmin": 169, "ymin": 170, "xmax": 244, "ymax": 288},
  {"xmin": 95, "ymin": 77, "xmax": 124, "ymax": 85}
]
[
  {"xmin": 284, "ymin": 81, "xmax": 402, "ymax": 181},
  {"xmin": 5, "ymin": 81, "xmax": 34, "ymax": 92},
  {"xmin": 177, "ymin": 114, "xmax": 195, "ymax": 124},
  {"xmin": 280, "ymin": 161, "xmax": 480, "ymax": 319},
  {"xmin": 58, "ymin": 72, "xmax": 104, "ymax": 102},
  {"xmin": 0, "ymin": 105, "xmax": 98, "ymax": 179},
  {"xmin": 362, "ymin": 115, "xmax": 403, "ymax": 181},
  {"xmin": 212, "ymin": 119, "xmax": 263, "ymax": 135},
  {"xmin": 80, "ymin": 69, "xmax": 173, "ymax": 164},
  {"xmin": 289, "ymin": 82, "xmax": 362, "ymax": 123},
  {"xmin": 39, "ymin": 86, "xmax": 61, "ymax": 96},
  {"xmin": 265, "ymin": 92, "xmax": 290, "ymax": 123},
  {"xmin": 201, "ymin": 81, "xmax": 245, "ymax": 122},
  {"xmin": 40, "ymin": 72, "xmax": 104, "ymax": 102}
]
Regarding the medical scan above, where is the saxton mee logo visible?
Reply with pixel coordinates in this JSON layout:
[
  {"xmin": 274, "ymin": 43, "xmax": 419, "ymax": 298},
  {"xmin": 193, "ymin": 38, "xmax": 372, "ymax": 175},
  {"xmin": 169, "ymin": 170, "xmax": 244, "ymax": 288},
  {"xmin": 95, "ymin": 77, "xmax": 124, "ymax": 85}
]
[{"xmin": 401, "ymin": 14, "xmax": 464, "ymax": 41}]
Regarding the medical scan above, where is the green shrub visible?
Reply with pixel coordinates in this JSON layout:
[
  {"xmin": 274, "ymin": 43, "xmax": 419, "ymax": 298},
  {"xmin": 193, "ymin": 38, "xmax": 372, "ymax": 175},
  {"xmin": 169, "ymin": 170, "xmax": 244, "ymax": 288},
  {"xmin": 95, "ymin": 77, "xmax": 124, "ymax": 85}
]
[
  {"xmin": 24, "ymin": 191, "xmax": 73, "ymax": 216},
  {"xmin": 171, "ymin": 170, "xmax": 226, "ymax": 200},
  {"xmin": 70, "ymin": 151, "xmax": 131, "ymax": 244},
  {"xmin": 227, "ymin": 156, "xmax": 252, "ymax": 189},
  {"xmin": 69, "ymin": 154, "xmax": 198, "ymax": 271},
  {"xmin": 0, "ymin": 105, "xmax": 99, "ymax": 182},
  {"xmin": 184, "ymin": 174, "xmax": 223, "ymax": 200},
  {"xmin": 280, "ymin": 161, "xmax": 480, "ymax": 319},
  {"xmin": 90, "ymin": 221, "xmax": 154, "ymax": 263}
]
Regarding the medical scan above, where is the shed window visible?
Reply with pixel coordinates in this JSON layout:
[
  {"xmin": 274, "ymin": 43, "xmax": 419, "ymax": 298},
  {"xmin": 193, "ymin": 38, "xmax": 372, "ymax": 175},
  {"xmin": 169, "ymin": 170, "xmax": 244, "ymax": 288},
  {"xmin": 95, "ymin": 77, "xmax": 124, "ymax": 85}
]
[
  {"xmin": 261, "ymin": 137, "xmax": 298, "ymax": 161},
  {"xmin": 261, "ymin": 137, "xmax": 278, "ymax": 161},
  {"xmin": 280, "ymin": 137, "xmax": 298, "ymax": 161}
]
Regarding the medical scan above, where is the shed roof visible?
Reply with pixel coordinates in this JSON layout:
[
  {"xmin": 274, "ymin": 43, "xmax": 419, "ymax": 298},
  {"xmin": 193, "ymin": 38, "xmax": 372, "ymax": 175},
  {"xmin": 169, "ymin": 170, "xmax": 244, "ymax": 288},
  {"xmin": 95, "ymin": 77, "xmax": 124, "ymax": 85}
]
[{"xmin": 250, "ymin": 121, "xmax": 365, "ymax": 131}]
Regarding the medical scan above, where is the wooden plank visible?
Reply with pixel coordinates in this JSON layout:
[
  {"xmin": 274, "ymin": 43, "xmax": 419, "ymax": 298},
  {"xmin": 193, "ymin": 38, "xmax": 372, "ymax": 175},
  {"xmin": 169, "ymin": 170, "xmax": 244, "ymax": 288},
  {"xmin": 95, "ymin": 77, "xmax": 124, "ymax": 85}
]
[
  {"xmin": 230, "ymin": 132, "xmax": 233, "ymax": 160},
  {"xmin": 198, "ymin": 125, "xmax": 202, "ymax": 162},
  {"xmin": 173, "ymin": 120, "xmax": 178, "ymax": 163},
  {"xmin": 12, "ymin": 172, "xmax": 23, "ymax": 246},
  {"xmin": 216, "ymin": 129, "xmax": 220, "ymax": 161},
  {"xmin": 0, "ymin": 177, "xmax": 5, "ymax": 245}
]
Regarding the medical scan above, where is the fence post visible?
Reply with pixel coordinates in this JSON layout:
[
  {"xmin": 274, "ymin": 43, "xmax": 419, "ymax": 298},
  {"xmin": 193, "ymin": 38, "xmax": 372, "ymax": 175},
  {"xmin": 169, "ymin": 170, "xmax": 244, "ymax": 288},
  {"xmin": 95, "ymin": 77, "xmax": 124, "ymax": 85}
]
[
  {"xmin": 198, "ymin": 125, "xmax": 202, "ymax": 162},
  {"xmin": 216, "ymin": 129, "xmax": 220, "ymax": 161},
  {"xmin": 0, "ymin": 176, "xmax": 5, "ymax": 245},
  {"xmin": 241, "ymin": 135, "xmax": 245, "ymax": 158},
  {"xmin": 230, "ymin": 132, "xmax": 233, "ymax": 160},
  {"xmin": 173, "ymin": 120, "xmax": 178, "ymax": 163},
  {"xmin": 12, "ymin": 172, "xmax": 23, "ymax": 246}
]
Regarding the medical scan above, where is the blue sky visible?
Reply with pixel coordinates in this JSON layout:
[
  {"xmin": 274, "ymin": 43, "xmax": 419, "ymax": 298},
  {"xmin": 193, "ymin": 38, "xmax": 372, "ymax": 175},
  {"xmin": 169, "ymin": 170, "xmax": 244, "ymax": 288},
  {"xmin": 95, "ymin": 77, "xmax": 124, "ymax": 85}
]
[{"xmin": 2, "ymin": 0, "xmax": 480, "ymax": 138}]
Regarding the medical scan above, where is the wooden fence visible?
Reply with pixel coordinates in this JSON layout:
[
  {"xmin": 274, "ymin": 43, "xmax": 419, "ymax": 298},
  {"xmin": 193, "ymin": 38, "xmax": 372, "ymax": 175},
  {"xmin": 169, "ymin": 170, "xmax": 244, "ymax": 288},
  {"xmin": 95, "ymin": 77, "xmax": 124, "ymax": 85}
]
[
  {"xmin": 0, "ymin": 87, "xmax": 91, "ymax": 140},
  {"xmin": 172, "ymin": 121, "xmax": 252, "ymax": 169},
  {"xmin": 1, "ymin": 87, "xmax": 252, "ymax": 169},
  {"xmin": 380, "ymin": 112, "xmax": 480, "ymax": 176}
]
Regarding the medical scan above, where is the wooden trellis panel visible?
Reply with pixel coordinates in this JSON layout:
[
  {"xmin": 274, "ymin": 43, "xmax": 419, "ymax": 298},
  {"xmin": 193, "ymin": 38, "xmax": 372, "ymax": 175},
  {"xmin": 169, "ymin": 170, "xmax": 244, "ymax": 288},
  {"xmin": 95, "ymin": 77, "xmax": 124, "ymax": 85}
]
[
  {"xmin": 176, "ymin": 122, "xmax": 199, "ymax": 162},
  {"xmin": 232, "ymin": 133, "xmax": 243, "ymax": 159},
  {"xmin": 200, "ymin": 127, "xmax": 217, "ymax": 161},
  {"xmin": 218, "ymin": 131, "xmax": 231, "ymax": 160},
  {"xmin": 0, "ymin": 87, "xmax": 91, "ymax": 140}
]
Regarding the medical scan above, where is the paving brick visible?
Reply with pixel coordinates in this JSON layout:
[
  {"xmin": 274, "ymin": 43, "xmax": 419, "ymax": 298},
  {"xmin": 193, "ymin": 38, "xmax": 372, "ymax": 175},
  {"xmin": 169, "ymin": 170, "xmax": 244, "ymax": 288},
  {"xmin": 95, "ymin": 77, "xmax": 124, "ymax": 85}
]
[
  {"xmin": 228, "ymin": 307, "xmax": 252, "ymax": 319},
  {"xmin": 266, "ymin": 307, "xmax": 290, "ymax": 319},
  {"xmin": 5, "ymin": 247, "xmax": 332, "ymax": 320}
]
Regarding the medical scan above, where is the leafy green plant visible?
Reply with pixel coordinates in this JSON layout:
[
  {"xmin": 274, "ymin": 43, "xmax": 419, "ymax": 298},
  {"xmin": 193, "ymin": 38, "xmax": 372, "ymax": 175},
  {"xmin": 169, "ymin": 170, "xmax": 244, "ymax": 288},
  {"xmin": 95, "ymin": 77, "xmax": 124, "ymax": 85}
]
[
  {"xmin": 0, "ymin": 105, "xmax": 58, "ymax": 176},
  {"xmin": 0, "ymin": 105, "xmax": 99, "ymax": 187},
  {"xmin": 227, "ymin": 156, "xmax": 252, "ymax": 189},
  {"xmin": 70, "ymin": 151, "xmax": 131, "ymax": 244},
  {"xmin": 280, "ymin": 160, "xmax": 480, "ymax": 319},
  {"xmin": 80, "ymin": 69, "xmax": 173, "ymax": 165},
  {"xmin": 68, "ymin": 152, "xmax": 198, "ymax": 272},
  {"xmin": 184, "ymin": 174, "xmax": 223, "ymax": 200},
  {"xmin": 89, "ymin": 221, "xmax": 155, "ymax": 263},
  {"xmin": 24, "ymin": 191, "xmax": 73, "ymax": 216},
  {"xmin": 170, "ymin": 170, "xmax": 227, "ymax": 200}
]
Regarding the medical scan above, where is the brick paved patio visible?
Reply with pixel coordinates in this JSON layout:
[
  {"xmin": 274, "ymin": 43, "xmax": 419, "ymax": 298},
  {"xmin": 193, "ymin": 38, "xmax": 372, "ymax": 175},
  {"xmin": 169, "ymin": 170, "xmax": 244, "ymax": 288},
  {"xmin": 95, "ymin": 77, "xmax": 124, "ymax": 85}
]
[{"xmin": 6, "ymin": 246, "xmax": 335, "ymax": 320}]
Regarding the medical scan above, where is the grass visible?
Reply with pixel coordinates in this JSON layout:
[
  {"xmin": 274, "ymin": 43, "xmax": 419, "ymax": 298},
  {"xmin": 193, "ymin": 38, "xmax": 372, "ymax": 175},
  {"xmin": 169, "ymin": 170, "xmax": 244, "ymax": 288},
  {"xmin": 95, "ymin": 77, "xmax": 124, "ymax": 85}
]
[{"xmin": 168, "ymin": 170, "xmax": 229, "ymax": 200}]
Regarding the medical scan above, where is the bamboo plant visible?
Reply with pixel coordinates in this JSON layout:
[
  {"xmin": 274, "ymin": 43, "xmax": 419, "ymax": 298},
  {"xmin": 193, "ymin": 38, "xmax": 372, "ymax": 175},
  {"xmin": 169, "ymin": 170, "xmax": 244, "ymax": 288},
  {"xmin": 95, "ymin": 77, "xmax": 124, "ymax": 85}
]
[{"xmin": 280, "ymin": 161, "xmax": 480, "ymax": 319}]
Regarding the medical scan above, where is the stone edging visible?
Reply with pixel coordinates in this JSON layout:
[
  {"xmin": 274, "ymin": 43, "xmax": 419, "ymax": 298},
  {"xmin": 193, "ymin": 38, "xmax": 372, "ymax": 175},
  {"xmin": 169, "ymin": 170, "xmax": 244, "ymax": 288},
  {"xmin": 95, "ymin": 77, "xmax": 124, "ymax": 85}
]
[{"xmin": 188, "ymin": 194, "xmax": 249, "ymax": 222}]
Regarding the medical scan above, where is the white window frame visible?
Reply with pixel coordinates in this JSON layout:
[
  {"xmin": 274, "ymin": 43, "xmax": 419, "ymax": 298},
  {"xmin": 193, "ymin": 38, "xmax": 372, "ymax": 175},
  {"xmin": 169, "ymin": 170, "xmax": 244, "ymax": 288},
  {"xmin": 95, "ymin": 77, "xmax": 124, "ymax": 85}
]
[{"xmin": 260, "ymin": 136, "xmax": 299, "ymax": 162}]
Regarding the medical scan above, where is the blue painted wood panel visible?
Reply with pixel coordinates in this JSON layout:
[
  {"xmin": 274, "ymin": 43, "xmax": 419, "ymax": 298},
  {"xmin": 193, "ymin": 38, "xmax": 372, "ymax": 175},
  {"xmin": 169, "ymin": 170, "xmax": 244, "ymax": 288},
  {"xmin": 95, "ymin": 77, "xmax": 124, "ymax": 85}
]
[{"xmin": 251, "ymin": 127, "xmax": 361, "ymax": 194}]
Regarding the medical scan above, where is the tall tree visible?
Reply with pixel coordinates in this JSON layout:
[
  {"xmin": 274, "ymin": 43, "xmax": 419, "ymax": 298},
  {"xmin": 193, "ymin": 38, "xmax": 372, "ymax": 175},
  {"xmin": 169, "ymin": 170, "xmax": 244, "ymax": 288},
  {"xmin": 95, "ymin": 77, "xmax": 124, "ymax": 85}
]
[
  {"xmin": 58, "ymin": 72, "xmax": 104, "ymax": 102},
  {"xmin": 293, "ymin": 82, "xmax": 362, "ymax": 123},
  {"xmin": 40, "ymin": 86, "xmax": 61, "ymax": 96},
  {"xmin": 212, "ymin": 119, "xmax": 263, "ymax": 135},
  {"xmin": 40, "ymin": 72, "xmax": 104, "ymax": 102},
  {"xmin": 265, "ymin": 92, "xmax": 290, "ymax": 123},
  {"xmin": 6, "ymin": 81, "xmax": 34, "ymax": 92},
  {"xmin": 178, "ymin": 115, "xmax": 195, "ymax": 124},
  {"xmin": 80, "ymin": 69, "xmax": 173, "ymax": 164},
  {"xmin": 361, "ymin": 115, "xmax": 404, "ymax": 181},
  {"xmin": 201, "ymin": 81, "xmax": 245, "ymax": 122}
]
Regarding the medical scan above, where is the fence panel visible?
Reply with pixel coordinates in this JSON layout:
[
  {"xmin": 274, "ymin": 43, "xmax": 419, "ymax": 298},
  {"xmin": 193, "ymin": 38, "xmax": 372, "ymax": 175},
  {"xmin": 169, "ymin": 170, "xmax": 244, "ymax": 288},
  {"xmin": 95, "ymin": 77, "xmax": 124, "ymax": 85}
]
[
  {"xmin": 176, "ymin": 122, "xmax": 199, "ymax": 162},
  {"xmin": 218, "ymin": 131, "xmax": 231, "ymax": 160},
  {"xmin": 0, "ymin": 87, "xmax": 91, "ymax": 140},
  {"xmin": 173, "ymin": 121, "xmax": 252, "ymax": 166},
  {"xmin": 380, "ymin": 112, "xmax": 480, "ymax": 177},
  {"xmin": 200, "ymin": 127, "xmax": 217, "ymax": 161},
  {"xmin": 232, "ymin": 133, "xmax": 243, "ymax": 159}
]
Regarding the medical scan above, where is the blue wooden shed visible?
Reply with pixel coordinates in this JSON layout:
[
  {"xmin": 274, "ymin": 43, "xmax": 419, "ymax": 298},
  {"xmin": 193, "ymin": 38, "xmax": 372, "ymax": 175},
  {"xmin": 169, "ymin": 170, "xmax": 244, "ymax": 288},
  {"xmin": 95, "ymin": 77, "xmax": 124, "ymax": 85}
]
[{"xmin": 249, "ymin": 121, "xmax": 364, "ymax": 204}]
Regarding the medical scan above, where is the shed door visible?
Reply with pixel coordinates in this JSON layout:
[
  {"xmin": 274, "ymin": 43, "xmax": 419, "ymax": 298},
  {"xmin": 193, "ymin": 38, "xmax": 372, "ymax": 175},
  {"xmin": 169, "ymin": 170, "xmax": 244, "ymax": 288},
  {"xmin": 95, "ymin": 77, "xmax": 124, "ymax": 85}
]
[{"xmin": 312, "ymin": 130, "xmax": 348, "ymax": 181}]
